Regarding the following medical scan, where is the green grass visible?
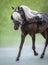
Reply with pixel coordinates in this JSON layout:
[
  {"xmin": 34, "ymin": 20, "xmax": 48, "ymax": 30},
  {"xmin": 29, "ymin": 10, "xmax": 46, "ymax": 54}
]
[{"xmin": 0, "ymin": 0, "xmax": 48, "ymax": 46}]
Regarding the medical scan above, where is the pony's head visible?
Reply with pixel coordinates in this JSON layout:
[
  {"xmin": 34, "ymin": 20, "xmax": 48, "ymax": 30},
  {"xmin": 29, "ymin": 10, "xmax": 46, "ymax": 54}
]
[{"xmin": 11, "ymin": 6, "xmax": 25, "ymax": 30}]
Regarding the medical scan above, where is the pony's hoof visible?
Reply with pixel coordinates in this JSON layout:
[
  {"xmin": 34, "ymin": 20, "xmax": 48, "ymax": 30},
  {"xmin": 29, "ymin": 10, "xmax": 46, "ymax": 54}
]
[
  {"xmin": 34, "ymin": 53, "xmax": 38, "ymax": 56},
  {"xmin": 16, "ymin": 58, "xmax": 19, "ymax": 61},
  {"xmin": 40, "ymin": 55, "xmax": 44, "ymax": 59}
]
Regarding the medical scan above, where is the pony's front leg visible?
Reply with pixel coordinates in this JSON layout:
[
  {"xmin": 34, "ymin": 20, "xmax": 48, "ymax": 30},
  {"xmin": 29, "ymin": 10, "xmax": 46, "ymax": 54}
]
[
  {"xmin": 32, "ymin": 33, "xmax": 38, "ymax": 56},
  {"xmin": 16, "ymin": 33, "xmax": 26, "ymax": 61}
]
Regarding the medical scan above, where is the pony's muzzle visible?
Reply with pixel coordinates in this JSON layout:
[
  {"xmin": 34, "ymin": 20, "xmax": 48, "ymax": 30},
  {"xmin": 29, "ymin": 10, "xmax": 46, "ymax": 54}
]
[
  {"xmin": 14, "ymin": 25, "xmax": 19, "ymax": 30},
  {"xmin": 14, "ymin": 26, "xmax": 18, "ymax": 30}
]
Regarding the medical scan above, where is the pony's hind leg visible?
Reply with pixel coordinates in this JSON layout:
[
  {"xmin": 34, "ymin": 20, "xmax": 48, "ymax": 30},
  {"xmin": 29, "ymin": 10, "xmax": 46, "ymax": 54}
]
[
  {"xmin": 40, "ymin": 39, "xmax": 48, "ymax": 58},
  {"xmin": 30, "ymin": 32, "xmax": 38, "ymax": 56},
  {"xmin": 40, "ymin": 31, "xmax": 48, "ymax": 58}
]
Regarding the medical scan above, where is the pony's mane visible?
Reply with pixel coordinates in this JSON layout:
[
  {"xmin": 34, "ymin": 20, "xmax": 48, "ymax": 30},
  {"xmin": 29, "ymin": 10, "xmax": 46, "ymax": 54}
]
[{"xmin": 20, "ymin": 5, "xmax": 42, "ymax": 21}]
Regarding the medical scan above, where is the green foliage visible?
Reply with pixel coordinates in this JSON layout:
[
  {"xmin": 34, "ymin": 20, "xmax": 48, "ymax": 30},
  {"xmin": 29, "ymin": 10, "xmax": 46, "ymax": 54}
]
[{"xmin": 0, "ymin": 0, "xmax": 48, "ymax": 46}]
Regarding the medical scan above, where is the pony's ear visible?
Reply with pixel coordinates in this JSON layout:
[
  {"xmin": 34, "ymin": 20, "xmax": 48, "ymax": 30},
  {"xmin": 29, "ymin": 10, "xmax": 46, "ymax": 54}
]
[
  {"xmin": 18, "ymin": 6, "xmax": 20, "ymax": 10},
  {"xmin": 12, "ymin": 7, "xmax": 14, "ymax": 10}
]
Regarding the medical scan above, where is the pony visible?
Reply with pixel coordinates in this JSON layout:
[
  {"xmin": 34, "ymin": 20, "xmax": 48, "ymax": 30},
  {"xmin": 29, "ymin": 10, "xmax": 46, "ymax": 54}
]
[{"xmin": 11, "ymin": 5, "xmax": 48, "ymax": 61}]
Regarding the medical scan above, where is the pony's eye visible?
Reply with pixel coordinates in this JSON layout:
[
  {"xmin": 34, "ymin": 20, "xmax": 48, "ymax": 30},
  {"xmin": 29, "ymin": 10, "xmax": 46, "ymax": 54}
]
[{"xmin": 19, "ymin": 22, "xmax": 21, "ymax": 24}]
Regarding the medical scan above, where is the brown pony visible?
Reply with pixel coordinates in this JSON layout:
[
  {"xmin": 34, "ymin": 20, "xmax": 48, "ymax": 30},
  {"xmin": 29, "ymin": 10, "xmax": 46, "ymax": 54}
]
[{"xmin": 11, "ymin": 6, "xmax": 48, "ymax": 61}]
